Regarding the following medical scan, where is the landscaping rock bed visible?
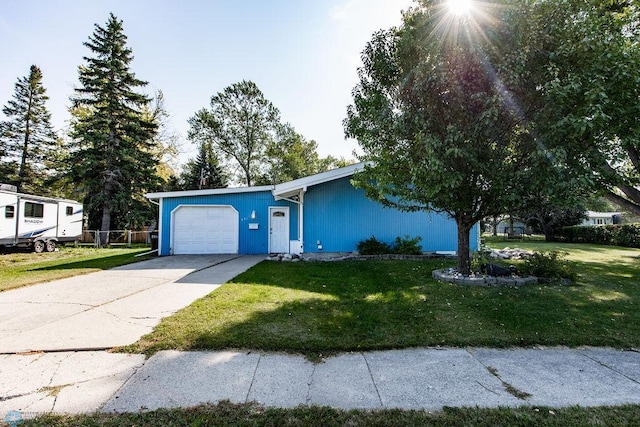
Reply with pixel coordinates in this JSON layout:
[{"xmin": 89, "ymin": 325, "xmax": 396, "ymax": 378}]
[
  {"xmin": 432, "ymin": 268, "xmax": 538, "ymax": 287},
  {"xmin": 488, "ymin": 247, "xmax": 535, "ymax": 260}
]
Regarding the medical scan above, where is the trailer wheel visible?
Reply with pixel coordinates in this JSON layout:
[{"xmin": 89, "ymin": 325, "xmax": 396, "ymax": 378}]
[
  {"xmin": 45, "ymin": 240, "xmax": 57, "ymax": 252},
  {"xmin": 33, "ymin": 240, "xmax": 46, "ymax": 253}
]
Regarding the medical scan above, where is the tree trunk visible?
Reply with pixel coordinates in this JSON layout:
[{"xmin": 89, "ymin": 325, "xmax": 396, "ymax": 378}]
[
  {"xmin": 541, "ymin": 221, "xmax": 554, "ymax": 242},
  {"xmin": 100, "ymin": 205, "xmax": 111, "ymax": 246},
  {"xmin": 456, "ymin": 219, "xmax": 472, "ymax": 275}
]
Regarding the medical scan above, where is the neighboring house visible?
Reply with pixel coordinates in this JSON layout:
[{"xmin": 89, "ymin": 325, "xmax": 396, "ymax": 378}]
[
  {"xmin": 580, "ymin": 211, "xmax": 622, "ymax": 226},
  {"xmin": 146, "ymin": 163, "xmax": 479, "ymax": 256}
]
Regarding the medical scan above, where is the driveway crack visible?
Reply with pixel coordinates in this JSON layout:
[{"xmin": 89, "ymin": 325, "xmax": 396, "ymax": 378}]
[
  {"xmin": 580, "ymin": 350, "xmax": 640, "ymax": 385},
  {"xmin": 98, "ymin": 356, "xmax": 147, "ymax": 411},
  {"xmin": 362, "ymin": 353, "xmax": 384, "ymax": 407},
  {"xmin": 5, "ymin": 301, "xmax": 95, "ymax": 308},
  {"xmin": 306, "ymin": 362, "xmax": 316, "ymax": 405},
  {"xmin": 246, "ymin": 354, "xmax": 262, "ymax": 403},
  {"xmin": 48, "ymin": 352, "xmax": 73, "ymax": 412},
  {"xmin": 467, "ymin": 349, "xmax": 531, "ymax": 400}
]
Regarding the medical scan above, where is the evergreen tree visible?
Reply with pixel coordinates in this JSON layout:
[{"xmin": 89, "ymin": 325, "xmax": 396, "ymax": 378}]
[
  {"xmin": 0, "ymin": 65, "xmax": 57, "ymax": 193},
  {"xmin": 69, "ymin": 13, "xmax": 159, "ymax": 242},
  {"xmin": 176, "ymin": 142, "xmax": 227, "ymax": 190}
]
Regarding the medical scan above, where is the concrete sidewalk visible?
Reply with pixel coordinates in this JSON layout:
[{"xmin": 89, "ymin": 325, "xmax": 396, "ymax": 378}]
[
  {"xmin": 0, "ymin": 255, "xmax": 264, "ymax": 353},
  {"xmin": 1, "ymin": 347, "xmax": 639, "ymax": 419}
]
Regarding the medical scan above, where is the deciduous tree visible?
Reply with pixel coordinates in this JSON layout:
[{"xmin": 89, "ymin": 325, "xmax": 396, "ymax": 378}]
[
  {"xmin": 189, "ymin": 80, "xmax": 346, "ymax": 187},
  {"xmin": 345, "ymin": 0, "xmax": 539, "ymax": 274},
  {"xmin": 260, "ymin": 123, "xmax": 348, "ymax": 184},
  {"xmin": 188, "ymin": 80, "xmax": 279, "ymax": 186},
  {"xmin": 531, "ymin": 1, "xmax": 640, "ymax": 215}
]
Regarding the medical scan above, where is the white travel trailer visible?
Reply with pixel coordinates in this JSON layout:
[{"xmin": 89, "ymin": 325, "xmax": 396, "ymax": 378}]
[{"xmin": 0, "ymin": 184, "xmax": 83, "ymax": 253}]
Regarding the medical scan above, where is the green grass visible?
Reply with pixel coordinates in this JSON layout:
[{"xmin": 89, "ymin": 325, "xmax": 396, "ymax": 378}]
[
  {"xmin": 125, "ymin": 241, "xmax": 640, "ymax": 357},
  {"xmin": 0, "ymin": 246, "xmax": 153, "ymax": 292},
  {"xmin": 21, "ymin": 401, "xmax": 640, "ymax": 426}
]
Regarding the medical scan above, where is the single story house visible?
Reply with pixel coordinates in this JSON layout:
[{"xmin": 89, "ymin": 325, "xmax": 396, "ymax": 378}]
[
  {"xmin": 146, "ymin": 163, "xmax": 479, "ymax": 256},
  {"xmin": 580, "ymin": 211, "xmax": 622, "ymax": 226}
]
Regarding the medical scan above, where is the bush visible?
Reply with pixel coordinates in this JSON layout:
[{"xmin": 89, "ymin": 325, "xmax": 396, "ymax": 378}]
[
  {"xmin": 470, "ymin": 247, "xmax": 491, "ymax": 273},
  {"xmin": 357, "ymin": 236, "xmax": 392, "ymax": 255},
  {"xmin": 356, "ymin": 235, "xmax": 423, "ymax": 255},
  {"xmin": 392, "ymin": 235, "xmax": 423, "ymax": 255},
  {"xmin": 521, "ymin": 251, "xmax": 577, "ymax": 282},
  {"xmin": 554, "ymin": 224, "xmax": 640, "ymax": 248}
]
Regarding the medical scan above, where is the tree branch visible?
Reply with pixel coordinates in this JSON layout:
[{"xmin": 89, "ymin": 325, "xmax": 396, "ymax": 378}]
[{"xmin": 604, "ymin": 191, "xmax": 640, "ymax": 216}]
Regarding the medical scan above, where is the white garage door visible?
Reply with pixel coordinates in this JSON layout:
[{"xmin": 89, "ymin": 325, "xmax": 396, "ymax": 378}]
[{"xmin": 172, "ymin": 205, "xmax": 239, "ymax": 254}]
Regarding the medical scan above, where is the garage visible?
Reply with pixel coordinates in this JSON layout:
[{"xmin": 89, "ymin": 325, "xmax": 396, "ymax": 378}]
[{"xmin": 171, "ymin": 205, "xmax": 239, "ymax": 254}]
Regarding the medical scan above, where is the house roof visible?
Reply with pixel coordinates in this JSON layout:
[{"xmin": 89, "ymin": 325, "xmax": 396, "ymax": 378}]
[
  {"xmin": 272, "ymin": 162, "xmax": 364, "ymax": 200},
  {"xmin": 146, "ymin": 162, "xmax": 364, "ymax": 200},
  {"xmin": 586, "ymin": 211, "xmax": 621, "ymax": 218},
  {"xmin": 146, "ymin": 185, "xmax": 273, "ymax": 200}
]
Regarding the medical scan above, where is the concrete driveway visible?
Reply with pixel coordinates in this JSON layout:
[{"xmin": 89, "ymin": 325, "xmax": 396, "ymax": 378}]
[{"xmin": 0, "ymin": 255, "xmax": 264, "ymax": 353}]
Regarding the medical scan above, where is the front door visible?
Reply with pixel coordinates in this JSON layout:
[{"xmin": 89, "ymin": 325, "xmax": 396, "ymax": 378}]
[{"xmin": 269, "ymin": 206, "xmax": 289, "ymax": 254}]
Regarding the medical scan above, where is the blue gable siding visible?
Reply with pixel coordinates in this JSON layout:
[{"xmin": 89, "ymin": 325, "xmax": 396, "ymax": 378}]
[
  {"xmin": 159, "ymin": 190, "xmax": 297, "ymax": 255},
  {"xmin": 303, "ymin": 177, "xmax": 478, "ymax": 253}
]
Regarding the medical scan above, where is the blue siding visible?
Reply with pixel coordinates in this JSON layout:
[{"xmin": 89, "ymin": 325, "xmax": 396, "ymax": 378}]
[
  {"xmin": 159, "ymin": 191, "xmax": 297, "ymax": 255},
  {"xmin": 303, "ymin": 177, "xmax": 479, "ymax": 253}
]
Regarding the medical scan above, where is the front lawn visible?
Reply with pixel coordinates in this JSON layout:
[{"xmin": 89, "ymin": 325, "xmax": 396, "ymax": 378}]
[
  {"xmin": 127, "ymin": 241, "xmax": 640, "ymax": 357},
  {"xmin": 0, "ymin": 246, "xmax": 153, "ymax": 292}
]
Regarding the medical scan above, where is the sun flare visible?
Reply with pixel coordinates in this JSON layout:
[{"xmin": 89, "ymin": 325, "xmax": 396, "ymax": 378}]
[{"xmin": 447, "ymin": 0, "xmax": 473, "ymax": 15}]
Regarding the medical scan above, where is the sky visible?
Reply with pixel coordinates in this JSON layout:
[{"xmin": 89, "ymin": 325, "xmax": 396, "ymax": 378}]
[{"xmin": 0, "ymin": 0, "xmax": 413, "ymax": 167}]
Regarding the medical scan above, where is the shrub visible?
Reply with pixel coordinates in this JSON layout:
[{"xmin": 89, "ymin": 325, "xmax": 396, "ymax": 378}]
[
  {"xmin": 470, "ymin": 247, "xmax": 491, "ymax": 273},
  {"xmin": 521, "ymin": 251, "xmax": 577, "ymax": 282},
  {"xmin": 357, "ymin": 236, "xmax": 392, "ymax": 255},
  {"xmin": 392, "ymin": 235, "xmax": 423, "ymax": 255},
  {"xmin": 554, "ymin": 224, "xmax": 640, "ymax": 248}
]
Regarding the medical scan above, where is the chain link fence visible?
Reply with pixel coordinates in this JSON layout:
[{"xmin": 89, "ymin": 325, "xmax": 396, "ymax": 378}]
[{"xmin": 77, "ymin": 230, "xmax": 153, "ymax": 248}]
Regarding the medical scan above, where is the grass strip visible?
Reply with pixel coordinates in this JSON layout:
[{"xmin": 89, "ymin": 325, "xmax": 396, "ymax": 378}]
[
  {"xmin": 0, "ymin": 247, "xmax": 153, "ymax": 292},
  {"xmin": 22, "ymin": 401, "xmax": 640, "ymax": 426}
]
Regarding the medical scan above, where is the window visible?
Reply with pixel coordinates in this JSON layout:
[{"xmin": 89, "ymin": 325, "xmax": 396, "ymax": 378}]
[
  {"xmin": 66, "ymin": 206, "xmax": 73, "ymax": 216},
  {"xmin": 5, "ymin": 206, "xmax": 14, "ymax": 219},
  {"xmin": 272, "ymin": 211, "xmax": 285, "ymax": 217},
  {"xmin": 24, "ymin": 202, "xmax": 44, "ymax": 218}
]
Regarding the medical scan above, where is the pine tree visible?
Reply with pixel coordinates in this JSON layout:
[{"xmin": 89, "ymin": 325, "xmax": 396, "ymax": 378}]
[
  {"xmin": 178, "ymin": 142, "xmax": 227, "ymax": 190},
  {"xmin": 0, "ymin": 65, "xmax": 57, "ymax": 193},
  {"xmin": 69, "ymin": 13, "xmax": 159, "ymax": 242}
]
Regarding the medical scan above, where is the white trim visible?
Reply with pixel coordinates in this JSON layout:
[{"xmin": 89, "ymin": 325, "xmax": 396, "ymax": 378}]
[
  {"xmin": 299, "ymin": 189, "xmax": 305, "ymax": 253},
  {"xmin": 170, "ymin": 204, "xmax": 239, "ymax": 255},
  {"xmin": 147, "ymin": 185, "xmax": 272, "ymax": 200},
  {"xmin": 272, "ymin": 163, "xmax": 364, "ymax": 199},
  {"xmin": 158, "ymin": 197, "xmax": 164, "ymax": 255},
  {"xmin": 146, "ymin": 163, "xmax": 364, "ymax": 201},
  {"xmin": 268, "ymin": 206, "xmax": 290, "ymax": 254}
]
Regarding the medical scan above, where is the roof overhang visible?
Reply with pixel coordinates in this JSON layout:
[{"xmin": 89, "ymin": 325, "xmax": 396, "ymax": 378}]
[
  {"xmin": 272, "ymin": 162, "xmax": 364, "ymax": 200},
  {"xmin": 146, "ymin": 185, "xmax": 272, "ymax": 200},
  {"xmin": 145, "ymin": 162, "xmax": 366, "ymax": 202}
]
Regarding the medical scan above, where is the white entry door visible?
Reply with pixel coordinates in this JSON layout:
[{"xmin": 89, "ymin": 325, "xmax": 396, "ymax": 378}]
[{"xmin": 269, "ymin": 206, "xmax": 289, "ymax": 254}]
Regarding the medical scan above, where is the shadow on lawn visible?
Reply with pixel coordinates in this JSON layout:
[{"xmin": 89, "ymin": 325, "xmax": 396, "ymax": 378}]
[
  {"xmin": 31, "ymin": 251, "xmax": 151, "ymax": 271},
  {"xmin": 144, "ymin": 258, "xmax": 640, "ymax": 357}
]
